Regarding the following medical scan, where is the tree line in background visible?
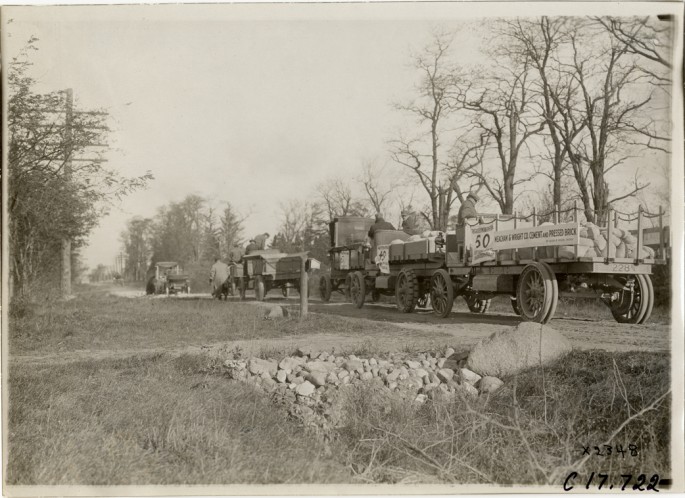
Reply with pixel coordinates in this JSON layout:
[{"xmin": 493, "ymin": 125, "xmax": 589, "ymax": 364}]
[
  {"xmin": 7, "ymin": 37, "xmax": 151, "ymax": 298},
  {"xmin": 118, "ymin": 195, "xmax": 247, "ymax": 281}
]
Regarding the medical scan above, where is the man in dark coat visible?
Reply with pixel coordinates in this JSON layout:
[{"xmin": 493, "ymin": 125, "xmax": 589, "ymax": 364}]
[
  {"xmin": 457, "ymin": 192, "xmax": 480, "ymax": 225},
  {"xmin": 368, "ymin": 213, "xmax": 395, "ymax": 239},
  {"xmin": 228, "ymin": 245, "xmax": 244, "ymax": 264},
  {"xmin": 254, "ymin": 232, "xmax": 270, "ymax": 251},
  {"xmin": 209, "ymin": 257, "xmax": 231, "ymax": 299},
  {"xmin": 245, "ymin": 239, "xmax": 258, "ymax": 255}
]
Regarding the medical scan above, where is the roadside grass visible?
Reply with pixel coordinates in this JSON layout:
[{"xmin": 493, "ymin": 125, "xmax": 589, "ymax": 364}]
[
  {"xmin": 9, "ymin": 290, "xmax": 421, "ymax": 356},
  {"xmin": 7, "ymin": 353, "xmax": 350, "ymax": 485},
  {"xmin": 336, "ymin": 349, "xmax": 671, "ymax": 485}
]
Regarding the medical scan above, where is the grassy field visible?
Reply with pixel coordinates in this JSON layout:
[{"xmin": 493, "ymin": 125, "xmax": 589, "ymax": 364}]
[
  {"xmin": 6, "ymin": 286, "xmax": 673, "ymax": 487},
  {"xmin": 9, "ymin": 286, "xmax": 421, "ymax": 356}
]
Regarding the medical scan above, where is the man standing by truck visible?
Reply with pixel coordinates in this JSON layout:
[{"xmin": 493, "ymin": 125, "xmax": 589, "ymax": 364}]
[{"xmin": 209, "ymin": 257, "xmax": 230, "ymax": 300}]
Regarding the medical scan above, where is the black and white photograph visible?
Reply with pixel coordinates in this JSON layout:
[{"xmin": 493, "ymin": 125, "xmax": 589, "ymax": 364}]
[{"xmin": 1, "ymin": 2, "xmax": 683, "ymax": 494}]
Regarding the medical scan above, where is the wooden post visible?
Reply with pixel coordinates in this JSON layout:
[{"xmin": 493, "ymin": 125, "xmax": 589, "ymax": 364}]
[
  {"xmin": 659, "ymin": 205, "xmax": 664, "ymax": 259},
  {"xmin": 532, "ymin": 207, "xmax": 537, "ymax": 260},
  {"xmin": 573, "ymin": 200, "xmax": 578, "ymax": 260},
  {"xmin": 605, "ymin": 208, "xmax": 612, "ymax": 261},
  {"xmin": 494, "ymin": 213, "xmax": 499, "ymax": 263},
  {"xmin": 61, "ymin": 88, "xmax": 73, "ymax": 298},
  {"xmin": 553, "ymin": 204, "xmax": 559, "ymax": 260},
  {"xmin": 636, "ymin": 205, "xmax": 643, "ymax": 261},
  {"xmin": 513, "ymin": 210, "xmax": 518, "ymax": 263},
  {"xmin": 300, "ymin": 256, "xmax": 308, "ymax": 319}
]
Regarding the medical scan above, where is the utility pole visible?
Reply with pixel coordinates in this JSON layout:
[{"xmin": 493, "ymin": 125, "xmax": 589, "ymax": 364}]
[{"xmin": 61, "ymin": 88, "xmax": 73, "ymax": 298}]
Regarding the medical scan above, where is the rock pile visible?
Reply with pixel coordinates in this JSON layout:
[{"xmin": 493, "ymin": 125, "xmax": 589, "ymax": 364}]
[{"xmin": 223, "ymin": 346, "xmax": 505, "ymax": 433}]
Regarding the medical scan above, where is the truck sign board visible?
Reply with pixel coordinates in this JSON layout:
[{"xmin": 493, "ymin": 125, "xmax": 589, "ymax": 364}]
[{"xmin": 466, "ymin": 221, "xmax": 580, "ymax": 263}]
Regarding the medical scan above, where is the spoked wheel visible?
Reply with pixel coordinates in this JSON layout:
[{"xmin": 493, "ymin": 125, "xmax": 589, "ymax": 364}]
[
  {"xmin": 319, "ymin": 275, "xmax": 332, "ymax": 303},
  {"xmin": 516, "ymin": 262, "xmax": 556, "ymax": 324},
  {"xmin": 395, "ymin": 269, "xmax": 418, "ymax": 313},
  {"xmin": 255, "ymin": 276, "xmax": 266, "ymax": 301},
  {"xmin": 430, "ymin": 269, "xmax": 454, "ymax": 318},
  {"xmin": 464, "ymin": 293, "xmax": 491, "ymax": 314},
  {"xmin": 510, "ymin": 296, "xmax": 522, "ymax": 316},
  {"xmin": 349, "ymin": 271, "xmax": 366, "ymax": 309},
  {"xmin": 609, "ymin": 274, "xmax": 653, "ymax": 324},
  {"xmin": 371, "ymin": 289, "xmax": 381, "ymax": 303}
]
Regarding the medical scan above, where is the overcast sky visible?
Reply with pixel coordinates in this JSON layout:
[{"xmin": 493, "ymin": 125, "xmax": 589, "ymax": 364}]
[{"xmin": 4, "ymin": 3, "xmax": 681, "ymax": 269}]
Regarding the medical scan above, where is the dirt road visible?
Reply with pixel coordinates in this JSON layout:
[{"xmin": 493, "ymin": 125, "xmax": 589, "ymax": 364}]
[{"xmin": 301, "ymin": 299, "xmax": 671, "ymax": 353}]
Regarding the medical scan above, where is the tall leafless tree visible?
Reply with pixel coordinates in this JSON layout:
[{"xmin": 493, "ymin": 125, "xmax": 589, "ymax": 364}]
[{"xmin": 390, "ymin": 30, "xmax": 471, "ymax": 230}]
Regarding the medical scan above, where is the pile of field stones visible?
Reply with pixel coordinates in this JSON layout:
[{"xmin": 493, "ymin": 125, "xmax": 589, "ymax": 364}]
[
  {"xmin": 222, "ymin": 347, "xmax": 503, "ymax": 433},
  {"xmin": 221, "ymin": 321, "xmax": 572, "ymax": 433}
]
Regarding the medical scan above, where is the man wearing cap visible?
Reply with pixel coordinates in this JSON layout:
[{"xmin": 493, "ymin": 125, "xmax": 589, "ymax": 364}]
[
  {"xmin": 254, "ymin": 232, "xmax": 270, "ymax": 251},
  {"xmin": 368, "ymin": 213, "xmax": 395, "ymax": 239},
  {"xmin": 457, "ymin": 192, "xmax": 480, "ymax": 225},
  {"xmin": 245, "ymin": 239, "xmax": 258, "ymax": 255}
]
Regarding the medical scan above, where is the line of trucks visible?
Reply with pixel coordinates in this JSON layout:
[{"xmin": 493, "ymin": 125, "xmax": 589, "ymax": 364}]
[{"xmin": 148, "ymin": 206, "xmax": 667, "ymax": 325}]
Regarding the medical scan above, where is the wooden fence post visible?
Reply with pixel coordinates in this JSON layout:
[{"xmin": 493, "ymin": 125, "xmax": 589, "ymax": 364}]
[{"xmin": 300, "ymin": 256, "xmax": 308, "ymax": 319}]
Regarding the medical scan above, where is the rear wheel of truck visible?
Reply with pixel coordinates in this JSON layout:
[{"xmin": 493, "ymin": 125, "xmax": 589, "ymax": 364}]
[
  {"xmin": 516, "ymin": 262, "xmax": 555, "ymax": 323},
  {"xmin": 319, "ymin": 275, "xmax": 332, "ymax": 302},
  {"xmin": 396, "ymin": 269, "xmax": 418, "ymax": 313},
  {"xmin": 610, "ymin": 274, "xmax": 653, "ymax": 324},
  {"xmin": 430, "ymin": 269, "xmax": 454, "ymax": 318},
  {"xmin": 349, "ymin": 271, "xmax": 366, "ymax": 309}
]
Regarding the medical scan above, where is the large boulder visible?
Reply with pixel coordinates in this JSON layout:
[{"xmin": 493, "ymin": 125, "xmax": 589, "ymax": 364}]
[{"xmin": 466, "ymin": 322, "xmax": 572, "ymax": 377}]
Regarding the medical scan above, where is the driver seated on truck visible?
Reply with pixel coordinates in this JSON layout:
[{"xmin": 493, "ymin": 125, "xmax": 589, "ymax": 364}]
[
  {"xmin": 368, "ymin": 213, "xmax": 395, "ymax": 241},
  {"xmin": 457, "ymin": 191, "xmax": 482, "ymax": 226},
  {"xmin": 245, "ymin": 239, "xmax": 258, "ymax": 255},
  {"xmin": 209, "ymin": 257, "xmax": 231, "ymax": 299},
  {"xmin": 254, "ymin": 232, "xmax": 270, "ymax": 251}
]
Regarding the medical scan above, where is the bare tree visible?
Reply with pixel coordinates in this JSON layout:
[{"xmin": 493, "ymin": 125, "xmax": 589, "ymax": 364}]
[
  {"xmin": 390, "ymin": 30, "xmax": 471, "ymax": 230},
  {"xmin": 594, "ymin": 16, "xmax": 673, "ymax": 83},
  {"xmin": 317, "ymin": 177, "xmax": 368, "ymax": 220},
  {"xmin": 358, "ymin": 160, "xmax": 395, "ymax": 214},
  {"xmin": 457, "ymin": 55, "xmax": 545, "ymax": 214},
  {"xmin": 550, "ymin": 19, "xmax": 670, "ymax": 222}
]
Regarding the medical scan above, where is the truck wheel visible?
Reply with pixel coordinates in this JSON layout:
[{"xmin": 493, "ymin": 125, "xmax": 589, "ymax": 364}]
[
  {"xmin": 540, "ymin": 262, "xmax": 558, "ymax": 324},
  {"xmin": 610, "ymin": 274, "xmax": 652, "ymax": 324},
  {"xmin": 516, "ymin": 262, "xmax": 555, "ymax": 323},
  {"xmin": 396, "ymin": 269, "xmax": 418, "ymax": 313},
  {"xmin": 430, "ymin": 269, "xmax": 454, "ymax": 318},
  {"xmin": 349, "ymin": 271, "xmax": 366, "ymax": 309},
  {"xmin": 282, "ymin": 286, "xmax": 290, "ymax": 298},
  {"xmin": 255, "ymin": 276, "xmax": 265, "ymax": 301},
  {"xmin": 319, "ymin": 275, "xmax": 332, "ymax": 303},
  {"xmin": 638, "ymin": 275, "xmax": 655, "ymax": 324}
]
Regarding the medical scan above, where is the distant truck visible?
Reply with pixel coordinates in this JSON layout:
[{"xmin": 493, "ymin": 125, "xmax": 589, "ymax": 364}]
[{"xmin": 145, "ymin": 262, "xmax": 191, "ymax": 296}]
